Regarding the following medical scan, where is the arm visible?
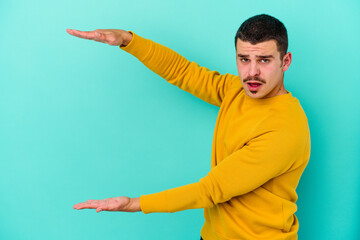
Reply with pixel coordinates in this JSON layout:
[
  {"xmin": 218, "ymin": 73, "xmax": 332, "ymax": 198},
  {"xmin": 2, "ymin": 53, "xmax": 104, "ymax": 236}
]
[
  {"xmin": 120, "ymin": 32, "xmax": 238, "ymax": 106},
  {"xmin": 140, "ymin": 128, "xmax": 306, "ymax": 213},
  {"xmin": 72, "ymin": 128, "xmax": 305, "ymax": 214},
  {"xmin": 66, "ymin": 28, "xmax": 239, "ymax": 106}
]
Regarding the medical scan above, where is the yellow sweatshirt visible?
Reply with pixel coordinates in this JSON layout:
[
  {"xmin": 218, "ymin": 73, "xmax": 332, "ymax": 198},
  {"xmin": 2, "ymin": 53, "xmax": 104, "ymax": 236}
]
[{"xmin": 120, "ymin": 32, "xmax": 311, "ymax": 240}]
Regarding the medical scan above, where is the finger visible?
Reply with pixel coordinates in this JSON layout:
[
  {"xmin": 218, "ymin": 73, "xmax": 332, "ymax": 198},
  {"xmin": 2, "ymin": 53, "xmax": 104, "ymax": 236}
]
[
  {"xmin": 67, "ymin": 29, "xmax": 101, "ymax": 41},
  {"xmin": 73, "ymin": 201, "xmax": 87, "ymax": 209},
  {"xmin": 66, "ymin": 28, "xmax": 92, "ymax": 36},
  {"xmin": 96, "ymin": 200, "xmax": 109, "ymax": 212},
  {"xmin": 68, "ymin": 29, "xmax": 95, "ymax": 40},
  {"xmin": 68, "ymin": 28, "xmax": 109, "ymax": 44},
  {"xmin": 74, "ymin": 200, "xmax": 100, "ymax": 210},
  {"xmin": 73, "ymin": 202, "xmax": 93, "ymax": 210},
  {"xmin": 93, "ymin": 32, "xmax": 106, "ymax": 42}
]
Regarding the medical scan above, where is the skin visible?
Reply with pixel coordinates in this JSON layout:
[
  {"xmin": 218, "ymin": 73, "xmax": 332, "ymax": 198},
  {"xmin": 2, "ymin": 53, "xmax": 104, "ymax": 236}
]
[
  {"xmin": 67, "ymin": 28, "xmax": 292, "ymax": 213},
  {"xmin": 66, "ymin": 28, "xmax": 133, "ymax": 46},
  {"xmin": 73, "ymin": 196, "xmax": 141, "ymax": 213},
  {"xmin": 236, "ymin": 39, "xmax": 292, "ymax": 99}
]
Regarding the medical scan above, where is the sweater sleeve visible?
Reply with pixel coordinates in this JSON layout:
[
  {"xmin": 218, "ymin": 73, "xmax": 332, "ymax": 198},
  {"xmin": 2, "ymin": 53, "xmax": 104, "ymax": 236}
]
[
  {"xmin": 139, "ymin": 128, "xmax": 304, "ymax": 213},
  {"xmin": 120, "ymin": 31, "xmax": 238, "ymax": 107}
]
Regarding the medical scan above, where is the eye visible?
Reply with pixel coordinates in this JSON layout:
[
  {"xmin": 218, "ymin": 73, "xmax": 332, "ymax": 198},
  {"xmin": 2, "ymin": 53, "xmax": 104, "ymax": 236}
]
[
  {"xmin": 260, "ymin": 59, "xmax": 270, "ymax": 63},
  {"xmin": 240, "ymin": 58, "xmax": 249, "ymax": 63}
]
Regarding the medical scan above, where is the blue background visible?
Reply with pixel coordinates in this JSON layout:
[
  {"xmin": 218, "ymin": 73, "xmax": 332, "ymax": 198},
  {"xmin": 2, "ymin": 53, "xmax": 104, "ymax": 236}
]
[{"xmin": 1, "ymin": 0, "xmax": 359, "ymax": 239}]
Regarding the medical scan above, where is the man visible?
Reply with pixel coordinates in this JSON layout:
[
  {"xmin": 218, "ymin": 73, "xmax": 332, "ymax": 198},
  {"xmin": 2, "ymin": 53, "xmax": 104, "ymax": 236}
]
[{"xmin": 69, "ymin": 14, "xmax": 311, "ymax": 240}]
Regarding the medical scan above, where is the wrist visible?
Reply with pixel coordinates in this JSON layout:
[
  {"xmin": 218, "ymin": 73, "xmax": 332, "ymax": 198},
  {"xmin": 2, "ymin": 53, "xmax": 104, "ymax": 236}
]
[
  {"xmin": 127, "ymin": 197, "xmax": 141, "ymax": 212},
  {"xmin": 121, "ymin": 31, "xmax": 133, "ymax": 47}
]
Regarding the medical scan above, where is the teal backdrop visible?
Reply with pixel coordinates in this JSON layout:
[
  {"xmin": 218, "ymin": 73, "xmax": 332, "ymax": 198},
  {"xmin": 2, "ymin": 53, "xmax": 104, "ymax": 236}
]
[{"xmin": 1, "ymin": 0, "xmax": 359, "ymax": 239}]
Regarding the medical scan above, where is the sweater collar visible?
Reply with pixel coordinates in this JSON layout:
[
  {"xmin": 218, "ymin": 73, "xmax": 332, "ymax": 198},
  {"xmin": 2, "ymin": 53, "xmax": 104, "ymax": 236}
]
[{"xmin": 243, "ymin": 90, "xmax": 292, "ymax": 105}]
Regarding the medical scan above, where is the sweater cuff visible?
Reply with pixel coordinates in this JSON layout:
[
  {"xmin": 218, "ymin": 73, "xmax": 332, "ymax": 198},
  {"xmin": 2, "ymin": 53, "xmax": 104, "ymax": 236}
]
[{"xmin": 119, "ymin": 31, "xmax": 153, "ymax": 62}]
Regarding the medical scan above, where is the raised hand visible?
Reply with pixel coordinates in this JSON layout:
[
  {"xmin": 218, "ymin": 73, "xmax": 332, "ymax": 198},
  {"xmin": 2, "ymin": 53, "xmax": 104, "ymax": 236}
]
[
  {"xmin": 73, "ymin": 196, "xmax": 141, "ymax": 213},
  {"xmin": 66, "ymin": 28, "xmax": 133, "ymax": 46}
]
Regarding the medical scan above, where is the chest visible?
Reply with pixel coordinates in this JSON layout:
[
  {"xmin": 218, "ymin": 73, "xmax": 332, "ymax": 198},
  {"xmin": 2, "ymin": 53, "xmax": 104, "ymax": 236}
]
[{"xmin": 216, "ymin": 93, "xmax": 273, "ymax": 157}]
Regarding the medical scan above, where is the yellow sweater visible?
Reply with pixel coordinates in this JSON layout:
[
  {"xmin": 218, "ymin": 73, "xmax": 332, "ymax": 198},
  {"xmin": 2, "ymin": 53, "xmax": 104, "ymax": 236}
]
[{"xmin": 120, "ymin": 32, "xmax": 311, "ymax": 240}]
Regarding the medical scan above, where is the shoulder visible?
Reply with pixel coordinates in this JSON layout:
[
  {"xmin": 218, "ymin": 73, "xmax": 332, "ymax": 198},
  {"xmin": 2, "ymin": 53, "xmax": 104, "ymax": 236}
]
[{"xmin": 262, "ymin": 96, "xmax": 310, "ymax": 140}]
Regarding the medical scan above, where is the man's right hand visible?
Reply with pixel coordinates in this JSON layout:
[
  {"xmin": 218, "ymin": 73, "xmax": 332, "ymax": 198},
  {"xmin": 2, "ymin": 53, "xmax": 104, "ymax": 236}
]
[{"xmin": 66, "ymin": 28, "xmax": 133, "ymax": 47}]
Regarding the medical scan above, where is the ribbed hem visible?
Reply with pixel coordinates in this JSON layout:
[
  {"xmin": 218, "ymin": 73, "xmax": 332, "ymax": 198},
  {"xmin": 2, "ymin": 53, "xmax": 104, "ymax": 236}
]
[{"xmin": 244, "ymin": 91, "xmax": 293, "ymax": 105}]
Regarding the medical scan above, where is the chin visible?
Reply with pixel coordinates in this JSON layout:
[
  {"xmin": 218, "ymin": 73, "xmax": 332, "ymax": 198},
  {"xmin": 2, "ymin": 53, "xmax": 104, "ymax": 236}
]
[{"xmin": 244, "ymin": 90, "xmax": 266, "ymax": 99}]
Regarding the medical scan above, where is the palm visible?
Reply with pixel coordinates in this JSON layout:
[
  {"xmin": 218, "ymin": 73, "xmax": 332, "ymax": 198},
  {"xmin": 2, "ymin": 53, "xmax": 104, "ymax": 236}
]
[
  {"xmin": 74, "ymin": 196, "xmax": 131, "ymax": 212},
  {"xmin": 66, "ymin": 28, "xmax": 125, "ymax": 46}
]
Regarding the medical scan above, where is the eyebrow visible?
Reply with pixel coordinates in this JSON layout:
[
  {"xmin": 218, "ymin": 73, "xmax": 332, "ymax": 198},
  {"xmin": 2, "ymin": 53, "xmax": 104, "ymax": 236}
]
[{"xmin": 237, "ymin": 54, "xmax": 274, "ymax": 58}]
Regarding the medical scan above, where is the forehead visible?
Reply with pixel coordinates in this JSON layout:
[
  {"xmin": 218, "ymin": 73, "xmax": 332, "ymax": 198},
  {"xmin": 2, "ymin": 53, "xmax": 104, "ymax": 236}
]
[{"xmin": 236, "ymin": 39, "xmax": 279, "ymax": 57}]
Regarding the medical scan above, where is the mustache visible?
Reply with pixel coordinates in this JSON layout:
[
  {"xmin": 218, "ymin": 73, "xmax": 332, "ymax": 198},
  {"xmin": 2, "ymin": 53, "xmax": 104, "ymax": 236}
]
[{"xmin": 243, "ymin": 76, "xmax": 266, "ymax": 84}]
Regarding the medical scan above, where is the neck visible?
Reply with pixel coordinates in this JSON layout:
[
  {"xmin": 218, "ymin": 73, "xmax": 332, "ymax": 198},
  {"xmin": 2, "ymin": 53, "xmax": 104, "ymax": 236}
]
[{"xmin": 264, "ymin": 80, "xmax": 287, "ymax": 98}]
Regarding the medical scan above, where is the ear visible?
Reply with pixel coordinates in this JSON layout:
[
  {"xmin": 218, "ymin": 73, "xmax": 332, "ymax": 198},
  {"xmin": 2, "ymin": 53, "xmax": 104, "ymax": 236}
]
[{"xmin": 282, "ymin": 52, "xmax": 292, "ymax": 72}]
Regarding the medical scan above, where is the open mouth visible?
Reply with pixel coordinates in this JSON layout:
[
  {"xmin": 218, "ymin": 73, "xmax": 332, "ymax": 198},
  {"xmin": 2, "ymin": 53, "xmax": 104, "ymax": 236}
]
[{"xmin": 247, "ymin": 82, "xmax": 263, "ymax": 91}]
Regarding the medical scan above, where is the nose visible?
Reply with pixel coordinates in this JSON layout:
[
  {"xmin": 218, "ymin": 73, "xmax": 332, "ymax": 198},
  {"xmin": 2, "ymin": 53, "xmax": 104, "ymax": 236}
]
[{"xmin": 249, "ymin": 62, "xmax": 260, "ymax": 77}]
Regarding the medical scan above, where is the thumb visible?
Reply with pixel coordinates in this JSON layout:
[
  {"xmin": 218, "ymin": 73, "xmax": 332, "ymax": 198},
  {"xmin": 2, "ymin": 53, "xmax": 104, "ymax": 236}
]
[
  {"xmin": 93, "ymin": 31, "xmax": 105, "ymax": 42},
  {"xmin": 96, "ymin": 208, "xmax": 103, "ymax": 213}
]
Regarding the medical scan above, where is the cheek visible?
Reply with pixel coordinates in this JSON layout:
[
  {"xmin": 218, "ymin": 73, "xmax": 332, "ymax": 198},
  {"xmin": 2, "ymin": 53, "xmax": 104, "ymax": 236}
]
[
  {"xmin": 261, "ymin": 66, "xmax": 277, "ymax": 78},
  {"xmin": 236, "ymin": 64, "xmax": 247, "ymax": 77}
]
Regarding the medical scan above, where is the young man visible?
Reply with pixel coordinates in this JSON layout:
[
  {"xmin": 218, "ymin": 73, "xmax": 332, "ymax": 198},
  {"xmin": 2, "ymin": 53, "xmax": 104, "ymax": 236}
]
[{"xmin": 69, "ymin": 14, "xmax": 311, "ymax": 240}]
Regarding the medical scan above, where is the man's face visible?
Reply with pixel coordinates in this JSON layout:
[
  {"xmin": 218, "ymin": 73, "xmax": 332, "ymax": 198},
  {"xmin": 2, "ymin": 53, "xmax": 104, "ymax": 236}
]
[{"xmin": 235, "ymin": 38, "xmax": 292, "ymax": 99}]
